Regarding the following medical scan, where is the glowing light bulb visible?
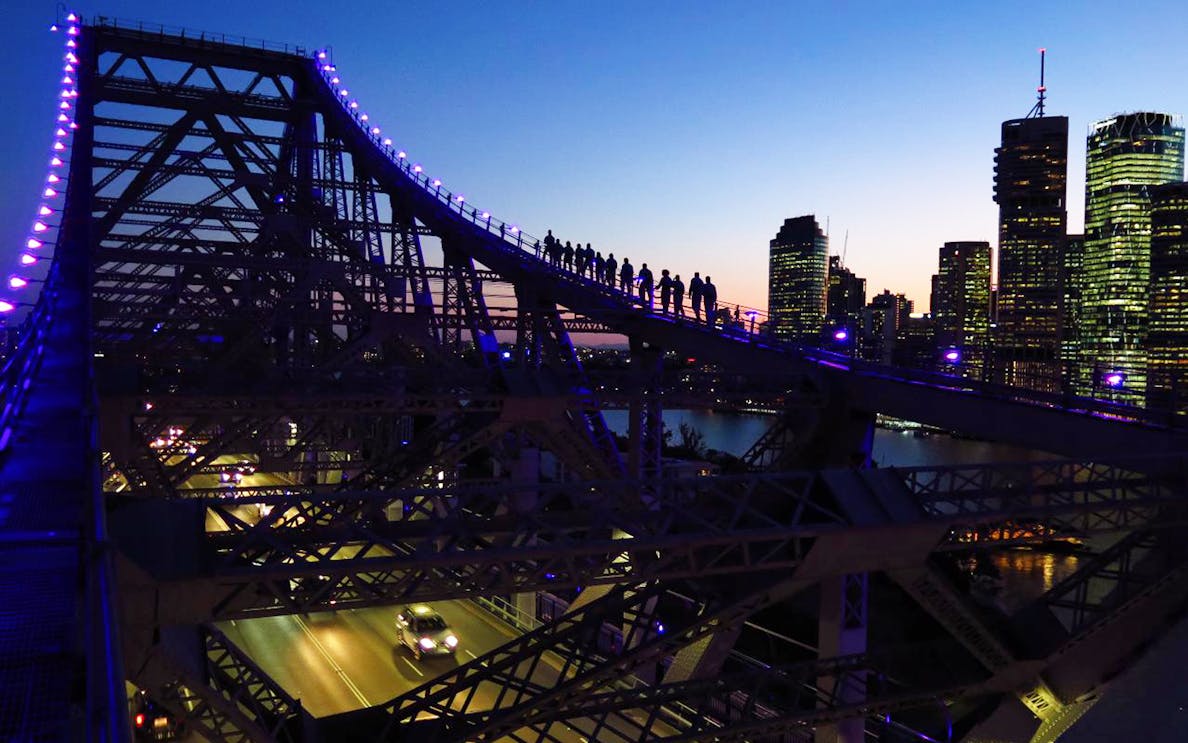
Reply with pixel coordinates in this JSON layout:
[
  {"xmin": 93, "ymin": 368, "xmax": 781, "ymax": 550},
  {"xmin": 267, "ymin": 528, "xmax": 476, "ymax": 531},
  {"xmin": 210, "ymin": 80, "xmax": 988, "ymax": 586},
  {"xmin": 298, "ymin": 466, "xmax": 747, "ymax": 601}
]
[
  {"xmin": 60, "ymin": 89, "xmax": 72, "ymax": 98},
  {"xmin": 432, "ymin": 179, "xmax": 441, "ymax": 187},
  {"xmin": 8, "ymin": 277, "xmax": 28, "ymax": 289},
  {"xmin": 330, "ymin": 77, "xmax": 339, "ymax": 84},
  {"xmin": 59, "ymin": 101, "xmax": 70, "ymax": 110},
  {"xmin": 55, "ymin": 128, "xmax": 67, "ymax": 136},
  {"xmin": 456, "ymin": 195, "xmax": 465, "ymax": 203},
  {"xmin": 481, "ymin": 212, "xmax": 490, "ymax": 219},
  {"xmin": 26, "ymin": 239, "xmax": 43, "ymax": 249},
  {"xmin": 317, "ymin": 51, "xmax": 327, "ymax": 59},
  {"xmin": 63, "ymin": 64, "xmax": 73, "ymax": 72},
  {"xmin": 32, "ymin": 223, "xmax": 48, "ymax": 233},
  {"xmin": 50, "ymin": 23, "xmax": 59, "ymax": 32},
  {"xmin": 57, "ymin": 113, "xmax": 69, "ymax": 122},
  {"xmin": 53, "ymin": 142, "xmax": 65, "ymax": 151},
  {"xmin": 382, "ymin": 138, "xmax": 392, "ymax": 146},
  {"xmin": 61, "ymin": 76, "xmax": 72, "ymax": 84},
  {"xmin": 413, "ymin": 164, "xmax": 422, "ymax": 173},
  {"xmin": 510, "ymin": 226, "xmax": 519, "ymax": 234},
  {"xmin": 396, "ymin": 150, "xmax": 406, "ymax": 159},
  {"xmin": 339, "ymin": 90, "xmax": 349, "ymax": 96},
  {"xmin": 68, "ymin": 26, "xmax": 78, "ymax": 36},
  {"xmin": 349, "ymin": 101, "xmax": 358, "ymax": 109},
  {"xmin": 47, "ymin": 174, "xmax": 60, "ymax": 183},
  {"xmin": 371, "ymin": 127, "xmax": 380, "ymax": 135},
  {"xmin": 43, "ymin": 188, "xmax": 57, "ymax": 197},
  {"xmin": 67, "ymin": 13, "xmax": 77, "ymax": 22},
  {"xmin": 66, "ymin": 39, "xmax": 76, "ymax": 48},
  {"xmin": 50, "ymin": 157, "xmax": 63, "ymax": 166},
  {"xmin": 20, "ymin": 254, "xmax": 38, "ymax": 265},
  {"xmin": 65, "ymin": 53, "xmax": 77, "ymax": 63},
  {"xmin": 69, "ymin": 122, "xmax": 77, "ymax": 130},
  {"xmin": 0, "ymin": 301, "xmax": 15, "ymax": 313},
  {"xmin": 38, "ymin": 206, "xmax": 53, "ymax": 216},
  {"xmin": 360, "ymin": 113, "xmax": 368, "ymax": 121},
  {"xmin": 321, "ymin": 64, "xmax": 332, "ymax": 71}
]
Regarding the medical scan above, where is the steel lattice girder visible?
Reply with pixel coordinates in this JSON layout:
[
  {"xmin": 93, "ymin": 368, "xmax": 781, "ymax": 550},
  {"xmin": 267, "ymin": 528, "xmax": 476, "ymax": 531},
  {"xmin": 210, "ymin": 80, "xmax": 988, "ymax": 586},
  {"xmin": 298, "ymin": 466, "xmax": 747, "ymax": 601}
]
[
  {"xmin": 374, "ymin": 579, "xmax": 793, "ymax": 739},
  {"xmin": 491, "ymin": 643, "xmax": 985, "ymax": 742},
  {"xmin": 143, "ymin": 624, "xmax": 308, "ymax": 743},
  {"xmin": 118, "ymin": 458, "xmax": 1186, "ymax": 622},
  {"xmin": 184, "ymin": 473, "xmax": 834, "ymax": 619}
]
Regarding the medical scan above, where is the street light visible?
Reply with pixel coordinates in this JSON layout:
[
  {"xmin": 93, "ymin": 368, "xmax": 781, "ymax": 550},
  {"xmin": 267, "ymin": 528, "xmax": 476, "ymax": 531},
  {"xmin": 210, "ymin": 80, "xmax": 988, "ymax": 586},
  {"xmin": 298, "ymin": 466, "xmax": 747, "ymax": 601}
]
[{"xmin": 745, "ymin": 310, "xmax": 758, "ymax": 335}]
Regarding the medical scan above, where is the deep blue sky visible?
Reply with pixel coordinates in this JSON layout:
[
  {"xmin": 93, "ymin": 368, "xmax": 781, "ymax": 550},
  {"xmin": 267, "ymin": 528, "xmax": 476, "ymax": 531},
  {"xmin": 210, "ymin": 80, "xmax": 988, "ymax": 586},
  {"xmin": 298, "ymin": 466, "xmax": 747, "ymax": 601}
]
[{"xmin": 3, "ymin": 1, "xmax": 1185, "ymax": 312}]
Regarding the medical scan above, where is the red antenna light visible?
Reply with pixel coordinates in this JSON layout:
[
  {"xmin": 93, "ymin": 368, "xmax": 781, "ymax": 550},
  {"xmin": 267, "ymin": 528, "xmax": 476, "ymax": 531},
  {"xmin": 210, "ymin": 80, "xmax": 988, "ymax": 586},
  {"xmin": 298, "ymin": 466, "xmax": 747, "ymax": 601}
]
[{"xmin": 1028, "ymin": 48, "xmax": 1048, "ymax": 118}]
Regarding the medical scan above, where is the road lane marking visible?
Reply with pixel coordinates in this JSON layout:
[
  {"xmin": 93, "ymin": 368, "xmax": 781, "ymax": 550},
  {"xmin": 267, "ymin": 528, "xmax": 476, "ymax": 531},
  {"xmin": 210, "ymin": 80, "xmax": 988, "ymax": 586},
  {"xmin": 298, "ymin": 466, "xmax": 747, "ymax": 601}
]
[
  {"xmin": 293, "ymin": 615, "xmax": 370, "ymax": 707},
  {"xmin": 400, "ymin": 657, "xmax": 424, "ymax": 676}
]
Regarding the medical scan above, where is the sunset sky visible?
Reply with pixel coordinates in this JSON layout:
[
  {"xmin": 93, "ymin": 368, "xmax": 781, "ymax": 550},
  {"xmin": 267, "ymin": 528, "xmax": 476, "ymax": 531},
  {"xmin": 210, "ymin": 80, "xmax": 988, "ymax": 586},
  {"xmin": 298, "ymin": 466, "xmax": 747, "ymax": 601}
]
[{"xmin": 2, "ymin": 1, "xmax": 1185, "ymax": 314}]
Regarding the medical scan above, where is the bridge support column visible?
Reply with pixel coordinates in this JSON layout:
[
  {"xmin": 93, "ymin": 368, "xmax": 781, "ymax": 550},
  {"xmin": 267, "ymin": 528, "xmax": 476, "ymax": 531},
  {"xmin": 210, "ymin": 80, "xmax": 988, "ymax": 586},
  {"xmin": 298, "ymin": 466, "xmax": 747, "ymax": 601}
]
[
  {"xmin": 816, "ymin": 573, "xmax": 868, "ymax": 743},
  {"xmin": 627, "ymin": 339, "xmax": 663, "ymax": 485},
  {"xmin": 809, "ymin": 397, "xmax": 874, "ymax": 468}
]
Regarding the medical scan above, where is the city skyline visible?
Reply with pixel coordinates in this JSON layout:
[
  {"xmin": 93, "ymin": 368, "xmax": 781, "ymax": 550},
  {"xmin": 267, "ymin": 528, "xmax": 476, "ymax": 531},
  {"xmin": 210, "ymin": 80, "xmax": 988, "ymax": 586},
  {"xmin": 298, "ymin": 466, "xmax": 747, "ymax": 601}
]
[{"xmin": 2, "ymin": 1, "xmax": 1187, "ymax": 314}]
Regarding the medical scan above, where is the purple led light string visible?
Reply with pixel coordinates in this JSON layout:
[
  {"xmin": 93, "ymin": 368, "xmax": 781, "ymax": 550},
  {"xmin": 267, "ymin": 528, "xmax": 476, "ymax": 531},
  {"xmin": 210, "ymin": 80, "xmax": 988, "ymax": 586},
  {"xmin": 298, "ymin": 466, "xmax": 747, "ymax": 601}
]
[
  {"xmin": 1, "ymin": 12, "xmax": 80, "ymax": 314},
  {"xmin": 312, "ymin": 48, "xmax": 776, "ymax": 338}
]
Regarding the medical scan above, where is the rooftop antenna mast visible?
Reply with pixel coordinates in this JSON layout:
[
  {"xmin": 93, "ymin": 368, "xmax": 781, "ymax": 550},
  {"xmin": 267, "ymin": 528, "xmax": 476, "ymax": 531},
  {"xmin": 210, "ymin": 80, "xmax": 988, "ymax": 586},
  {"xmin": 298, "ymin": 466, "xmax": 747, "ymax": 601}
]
[{"xmin": 1027, "ymin": 48, "xmax": 1046, "ymax": 118}]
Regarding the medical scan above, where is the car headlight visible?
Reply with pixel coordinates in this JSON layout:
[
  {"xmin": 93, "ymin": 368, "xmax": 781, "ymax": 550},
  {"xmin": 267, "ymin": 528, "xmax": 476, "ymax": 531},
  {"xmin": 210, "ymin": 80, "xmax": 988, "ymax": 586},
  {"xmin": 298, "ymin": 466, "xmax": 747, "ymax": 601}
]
[
  {"xmin": 444, "ymin": 634, "xmax": 458, "ymax": 648},
  {"xmin": 419, "ymin": 637, "xmax": 437, "ymax": 650}
]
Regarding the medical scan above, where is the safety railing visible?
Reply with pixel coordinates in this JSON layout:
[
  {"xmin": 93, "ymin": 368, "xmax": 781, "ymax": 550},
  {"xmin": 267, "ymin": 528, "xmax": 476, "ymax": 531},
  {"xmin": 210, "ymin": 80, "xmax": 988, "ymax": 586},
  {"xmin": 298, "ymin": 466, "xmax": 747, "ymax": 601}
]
[
  {"xmin": 311, "ymin": 50, "xmax": 1188, "ymax": 433},
  {"xmin": 87, "ymin": 15, "xmax": 311, "ymax": 56}
]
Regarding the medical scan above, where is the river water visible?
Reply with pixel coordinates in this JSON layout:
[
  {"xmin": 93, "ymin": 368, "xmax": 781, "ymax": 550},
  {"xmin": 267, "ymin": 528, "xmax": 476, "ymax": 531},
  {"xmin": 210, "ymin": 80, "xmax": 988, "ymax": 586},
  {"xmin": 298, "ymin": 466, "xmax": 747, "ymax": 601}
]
[
  {"xmin": 601, "ymin": 408, "xmax": 1078, "ymax": 611},
  {"xmin": 601, "ymin": 408, "xmax": 1051, "ymax": 466}
]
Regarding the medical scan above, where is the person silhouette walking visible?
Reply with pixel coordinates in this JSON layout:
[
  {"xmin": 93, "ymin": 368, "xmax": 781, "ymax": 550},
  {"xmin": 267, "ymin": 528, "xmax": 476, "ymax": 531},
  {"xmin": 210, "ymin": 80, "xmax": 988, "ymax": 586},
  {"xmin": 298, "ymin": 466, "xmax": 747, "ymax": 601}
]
[{"xmin": 689, "ymin": 272, "xmax": 704, "ymax": 322}]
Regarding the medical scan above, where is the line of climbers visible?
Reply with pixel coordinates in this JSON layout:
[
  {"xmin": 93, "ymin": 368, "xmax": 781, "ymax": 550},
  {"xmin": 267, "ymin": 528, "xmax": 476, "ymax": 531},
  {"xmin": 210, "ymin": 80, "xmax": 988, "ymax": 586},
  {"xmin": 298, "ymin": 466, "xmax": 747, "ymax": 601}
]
[{"xmin": 539, "ymin": 229, "xmax": 734, "ymax": 327}]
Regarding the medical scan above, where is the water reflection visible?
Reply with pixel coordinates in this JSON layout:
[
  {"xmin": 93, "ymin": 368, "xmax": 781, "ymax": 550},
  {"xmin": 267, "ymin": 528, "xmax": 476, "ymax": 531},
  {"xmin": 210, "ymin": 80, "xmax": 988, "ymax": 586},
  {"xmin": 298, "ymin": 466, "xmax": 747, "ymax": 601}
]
[
  {"xmin": 601, "ymin": 409, "xmax": 1054, "ymax": 465},
  {"xmin": 988, "ymin": 549, "xmax": 1081, "ymax": 613}
]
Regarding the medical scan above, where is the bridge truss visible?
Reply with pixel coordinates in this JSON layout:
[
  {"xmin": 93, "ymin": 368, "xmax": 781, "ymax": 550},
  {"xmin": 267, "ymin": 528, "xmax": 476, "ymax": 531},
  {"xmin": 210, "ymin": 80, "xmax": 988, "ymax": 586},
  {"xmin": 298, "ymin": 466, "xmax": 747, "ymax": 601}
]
[{"xmin": 4, "ymin": 15, "xmax": 1188, "ymax": 743}]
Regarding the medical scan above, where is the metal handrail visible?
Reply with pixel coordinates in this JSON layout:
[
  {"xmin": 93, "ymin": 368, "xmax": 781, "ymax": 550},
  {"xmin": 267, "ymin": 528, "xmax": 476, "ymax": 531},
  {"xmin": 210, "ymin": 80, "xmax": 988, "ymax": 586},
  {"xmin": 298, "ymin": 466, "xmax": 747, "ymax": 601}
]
[
  {"xmin": 87, "ymin": 15, "xmax": 310, "ymax": 56},
  {"xmin": 312, "ymin": 53, "xmax": 1188, "ymax": 432}
]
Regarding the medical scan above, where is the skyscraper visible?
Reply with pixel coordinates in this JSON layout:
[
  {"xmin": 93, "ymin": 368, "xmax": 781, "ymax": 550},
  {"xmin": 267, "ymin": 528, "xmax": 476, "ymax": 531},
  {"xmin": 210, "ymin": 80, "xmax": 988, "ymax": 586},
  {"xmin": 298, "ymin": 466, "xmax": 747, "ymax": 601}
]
[
  {"xmin": 994, "ymin": 113, "xmax": 1068, "ymax": 391},
  {"xmin": 932, "ymin": 241, "xmax": 991, "ymax": 376},
  {"xmin": 1059, "ymin": 234, "xmax": 1085, "ymax": 390},
  {"xmin": 826, "ymin": 255, "xmax": 866, "ymax": 340},
  {"xmin": 1147, "ymin": 182, "xmax": 1188, "ymax": 414},
  {"xmin": 768, "ymin": 215, "xmax": 828, "ymax": 342},
  {"xmin": 1079, "ymin": 112, "xmax": 1185, "ymax": 401}
]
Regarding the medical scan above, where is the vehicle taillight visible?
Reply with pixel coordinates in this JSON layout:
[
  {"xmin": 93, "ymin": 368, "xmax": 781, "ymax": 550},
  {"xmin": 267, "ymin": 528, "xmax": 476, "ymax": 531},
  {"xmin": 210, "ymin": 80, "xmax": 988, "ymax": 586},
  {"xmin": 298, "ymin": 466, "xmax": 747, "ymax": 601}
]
[{"xmin": 134, "ymin": 713, "xmax": 145, "ymax": 728}]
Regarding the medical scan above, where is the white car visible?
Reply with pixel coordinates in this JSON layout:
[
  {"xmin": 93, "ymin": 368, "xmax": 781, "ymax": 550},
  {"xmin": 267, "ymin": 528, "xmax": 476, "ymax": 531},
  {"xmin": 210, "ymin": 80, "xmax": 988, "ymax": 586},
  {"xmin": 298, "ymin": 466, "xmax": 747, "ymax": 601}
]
[{"xmin": 396, "ymin": 604, "xmax": 458, "ymax": 660}]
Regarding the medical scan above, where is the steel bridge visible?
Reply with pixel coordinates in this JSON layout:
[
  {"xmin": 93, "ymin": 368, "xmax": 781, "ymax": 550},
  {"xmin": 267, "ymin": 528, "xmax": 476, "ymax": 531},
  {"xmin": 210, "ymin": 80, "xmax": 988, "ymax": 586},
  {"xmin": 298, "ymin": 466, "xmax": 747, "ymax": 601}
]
[{"xmin": 3, "ymin": 16, "xmax": 1188, "ymax": 743}]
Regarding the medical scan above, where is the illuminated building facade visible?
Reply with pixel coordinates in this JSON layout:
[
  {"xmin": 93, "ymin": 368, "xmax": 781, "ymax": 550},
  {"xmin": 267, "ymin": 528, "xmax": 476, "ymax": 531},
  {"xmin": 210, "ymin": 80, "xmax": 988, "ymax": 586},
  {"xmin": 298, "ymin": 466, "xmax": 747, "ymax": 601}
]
[
  {"xmin": 768, "ymin": 215, "xmax": 828, "ymax": 342},
  {"xmin": 932, "ymin": 241, "xmax": 991, "ymax": 376},
  {"xmin": 826, "ymin": 255, "xmax": 866, "ymax": 341},
  {"xmin": 1147, "ymin": 182, "xmax": 1188, "ymax": 413},
  {"xmin": 993, "ymin": 115, "xmax": 1068, "ymax": 390},
  {"xmin": 1079, "ymin": 112, "xmax": 1184, "ymax": 401},
  {"xmin": 862, "ymin": 290, "xmax": 911, "ymax": 364},
  {"xmin": 1059, "ymin": 234, "xmax": 1084, "ymax": 390}
]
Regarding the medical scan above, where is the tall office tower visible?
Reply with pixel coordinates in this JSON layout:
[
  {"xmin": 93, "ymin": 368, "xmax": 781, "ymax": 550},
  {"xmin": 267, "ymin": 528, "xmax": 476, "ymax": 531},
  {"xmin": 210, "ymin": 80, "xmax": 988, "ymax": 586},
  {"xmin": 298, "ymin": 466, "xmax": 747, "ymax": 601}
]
[
  {"xmin": 932, "ymin": 242, "xmax": 992, "ymax": 376},
  {"xmin": 768, "ymin": 215, "xmax": 828, "ymax": 342},
  {"xmin": 826, "ymin": 255, "xmax": 866, "ymax": 341},
  {"xmin": 894, "ymin": 313, "xmax": 936, "ymax": 370},
  {"xmin": 1147, "ymin": 183, "xmax": 1188, "ymax": 414},
  {"xmin": 994, "ymin": 110, "xmax": 1068, "ymax": 392},
  {"xmin": 1080, "ymin": 112, "xmax": 1184, "ymax": 401},
  {"xmin": 861, "ymin": 290, "xmax": 911, "ymax": 363},
  {"xmin": 1059, "ymin": 234, "xmax": 1084, "ymax": 389}
]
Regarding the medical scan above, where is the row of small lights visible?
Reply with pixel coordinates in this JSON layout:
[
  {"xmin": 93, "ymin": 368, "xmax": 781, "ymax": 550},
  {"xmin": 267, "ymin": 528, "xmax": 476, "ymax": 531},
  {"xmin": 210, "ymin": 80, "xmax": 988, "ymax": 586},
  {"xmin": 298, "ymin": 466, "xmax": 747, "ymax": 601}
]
[
  {"xmin": 0, "ymin": 13, "xmax": 81, "ymax": 314},
  {"xmin": 312, "ymin": 50, "xmax": 523, "ymax": 240},
  {"xmin": 318, "ymin": 49, "xmax": 1135, "ymax": 392}
]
